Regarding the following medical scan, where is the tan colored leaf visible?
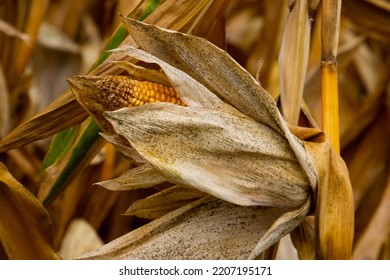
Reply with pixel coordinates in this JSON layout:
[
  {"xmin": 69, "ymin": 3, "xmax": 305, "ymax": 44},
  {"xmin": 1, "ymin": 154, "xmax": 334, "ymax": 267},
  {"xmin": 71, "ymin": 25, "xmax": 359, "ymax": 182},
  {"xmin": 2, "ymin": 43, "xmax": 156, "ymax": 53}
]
[
  {"xmin": 79, "ymin": 197, "xmax": 286, "ymax": 260},
  {"xmin": 105, "ymin": 103, "xmax": 310, "ymax": 208},
  {"xmin": 124, "ymin": 185, "xmax": 205, "ymax": 219},
  {"xmin": 291, "ymin": 126, "xmax": 354, "ymax": 259},
  {"xmin": 343, "ymin": 0, "xmax": 390, "ymax": 39},
  {"xmin": 279, "ymin": 0, "xmax": 310, "ymax": 125},
  {"xmin": 290, "ymin": 216, "xmax": 315, "ymax": 259},
  {"xmin": 353, "ymin": 175, "xmax": 390, "ymax": 259},
  {"xmin": 0, "ymin": 18, "xmax": 31, "ymax": 42},
  {"xmin": 0, "ymin": 90, "xmax": 88, "ymax": 153},
  {"xmin": 97, "ymin": 163, "xmax": 165, "ymax": 191},
  {"xmin": 346, "ymin": 111, "xmax": 389, "ymax": 207},
  {"xmin": 100, "ymin": 133, "xmax": 148, "ymax": 164},
  {"xmin": 0, "ymin": 162, "xmax": 59, "ymax": 259},
  {"xmin": 59, "ymin": 219, "xmax": 103, "ymax": 260},
  {"xmin": 248, "ymin": 196, "xmax": 311, "ymax": 259}
]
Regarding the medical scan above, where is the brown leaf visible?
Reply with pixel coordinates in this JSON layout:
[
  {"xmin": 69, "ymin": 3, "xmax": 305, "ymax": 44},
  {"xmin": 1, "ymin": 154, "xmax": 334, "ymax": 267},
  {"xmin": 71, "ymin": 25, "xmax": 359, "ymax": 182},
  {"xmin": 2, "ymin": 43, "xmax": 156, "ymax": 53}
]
[
  {"xmin": 279, "ymin": 0, "xmax": 310, "ymax": 125},
  {"xmin": 0, "ymin": 90, "xmax": 88, "ymax": 153},
  {"xmin": 0, "ymin": 162, "xmax": 59, "ymax": 259}
]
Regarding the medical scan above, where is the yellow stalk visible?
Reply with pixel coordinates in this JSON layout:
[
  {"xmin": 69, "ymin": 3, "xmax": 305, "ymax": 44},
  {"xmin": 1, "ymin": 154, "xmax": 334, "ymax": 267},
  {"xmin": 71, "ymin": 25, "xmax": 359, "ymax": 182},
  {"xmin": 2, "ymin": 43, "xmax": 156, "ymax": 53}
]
[
  {"xmin": 316, "ymin": 0, "xmax": 354, "ymax": 260},
  {"xmin": 321, "ymin": 61, "xmax": 340, "ymax": 154}
]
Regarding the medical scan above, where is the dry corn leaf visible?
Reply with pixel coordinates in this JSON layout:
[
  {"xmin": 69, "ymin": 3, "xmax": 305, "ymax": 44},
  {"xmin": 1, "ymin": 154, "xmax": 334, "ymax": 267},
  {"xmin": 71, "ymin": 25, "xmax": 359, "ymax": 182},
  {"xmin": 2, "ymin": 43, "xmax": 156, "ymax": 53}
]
[
  {"xmin": 339, "ymin": 41, "xmax": 389, "ymax": 148},
  {"xmin": 189, "ymin": 0, "xmax": 227, "ymax": 49},
  {"xmin": 353, "ymin": 174, "xmax": 390, "ymax": 259},
  {"xmin": 379, "ymin": 236, "xmax": 390, "ymax": 260},
  {"xmin": 124, "ymin": 185, "xmax": 204, "ymax": 219},
  {"xmin": 0, "ymin": 162, "xmax": 59, "ymax": 259},
  {"xmin": 290, "ymin": 216, "xmax": 315, "ymax": 259},
  {"xmin": 276, "ymin": 235, "xmax": 298, "ymax": 260},
  {"xmin": 97, "ymin": 163, "xmax": 165, "ymax": 191},
  {"xmin": 0, "ymin": 63, "xmax": 10, "ymax": 138},
  {"xmin": 343, "ymin": 0, "xmax": 390, "ymax": 39},
  {"xmin": 248, "ymin": 196, "xmax": 311, "ymax": 259},
  {"xmin": 279, "ymin": 0, "xmax": 310, "ymax": 125},
  {"xmin": 0, "ymin": 18, "xmax": 31, "ymax": 43},
  {"xmin": 0, "ymin": 90, "xmax": 88, "ymax": 153},
  {"xmin": 291, "ymin": 126, "xmax": 354, "ymax": 259},
  {"xmin": 59, "ymin": 219, "xmax": 103, "ymax": 260},
  {"xmin": 346, "ymin": 110, "xmax": 389, "ymax": 207},
  {"xmin": 79, "ymin": 197, "xmax": 286, "ymax": 260},
  {"xmin": 246, "ymin": 0, "xmax": 287, "ymax": 84}
]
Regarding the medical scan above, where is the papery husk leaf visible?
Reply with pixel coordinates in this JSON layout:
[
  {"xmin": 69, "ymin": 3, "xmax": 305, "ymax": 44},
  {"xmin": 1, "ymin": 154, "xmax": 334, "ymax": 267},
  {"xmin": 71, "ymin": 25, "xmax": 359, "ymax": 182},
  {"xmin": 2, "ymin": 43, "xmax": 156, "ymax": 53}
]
[
  {"xmin": 97, "ymin": 163, "xmax": 165, "ymax": 191},
  {"xmin": 290, "ymin": 126, "xmax": 354, "ymax": 259},
  {"xmin": 100, "ymin": 133, "xmax": 148, "ymax": 164},
  {"xmin": 279, "ymin": 0, "xmax": 310, "ymax": 125},
  {"xmin": 124, "ymin": 185, "xmax": 204, "ymax": 219},
  {"xmin": 0, "ymin": 162, "xmax": 59, "ymax": 259},
  {"xmin": 110, "ymin": 60, "xmax": 171, "ymax": 86},
  {"xmin": 248, "ymin": 196, "xmax": 311, "ymax": 259},
  {"xmin": 79, "ymin": 197, "xmax": 286, "ymax": 260},
  {"xmin": 105, "ymin": 103, "xmax": 310, "ymax": 208},
  {"xmin": 119, "ymin": 18, "xmax": 318, "ymax": 191},
  {"xmin": 121, "ymin": 17, "xmax": 283, "ymax": 133},
  {"xmin": 111, "ymin": 47, "xmax": 238, "ymax": 113}
]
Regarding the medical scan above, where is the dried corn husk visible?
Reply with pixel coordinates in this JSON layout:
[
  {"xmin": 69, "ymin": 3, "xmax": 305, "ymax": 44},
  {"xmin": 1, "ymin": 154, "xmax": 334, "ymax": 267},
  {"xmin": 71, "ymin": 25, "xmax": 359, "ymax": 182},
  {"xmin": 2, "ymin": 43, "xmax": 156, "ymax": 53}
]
[{"xmin": 70, "ymin": 19, "xmax": 353, "ymax": 259}]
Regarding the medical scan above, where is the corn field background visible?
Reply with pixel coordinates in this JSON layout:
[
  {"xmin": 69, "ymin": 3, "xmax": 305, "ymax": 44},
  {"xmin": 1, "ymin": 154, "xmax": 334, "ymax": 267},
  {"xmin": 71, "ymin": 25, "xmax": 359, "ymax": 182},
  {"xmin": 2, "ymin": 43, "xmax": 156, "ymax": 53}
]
[{"xmin": 0, "ymin": 0, "xmax": 389, "ymax": 260}]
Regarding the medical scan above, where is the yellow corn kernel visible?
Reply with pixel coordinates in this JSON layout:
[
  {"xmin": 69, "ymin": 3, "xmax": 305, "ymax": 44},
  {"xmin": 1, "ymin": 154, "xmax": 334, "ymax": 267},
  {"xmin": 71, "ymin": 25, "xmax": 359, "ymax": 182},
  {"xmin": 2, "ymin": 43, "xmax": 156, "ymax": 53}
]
[
  {"xmin": 96, "ymin": 75, "xmax": 185, "ymax": 108},
  {"xmin": 155, "ymin": 91, "xmax": 161, "ymax": 100}
]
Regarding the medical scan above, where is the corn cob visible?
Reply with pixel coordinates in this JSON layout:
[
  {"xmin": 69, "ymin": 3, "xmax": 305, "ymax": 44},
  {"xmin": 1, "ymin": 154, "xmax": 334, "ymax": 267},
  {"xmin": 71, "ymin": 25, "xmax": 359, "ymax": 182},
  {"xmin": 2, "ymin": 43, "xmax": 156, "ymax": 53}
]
[{"xmin": 95, "ymin": 75, "xmax": 186, "ymax": 108}]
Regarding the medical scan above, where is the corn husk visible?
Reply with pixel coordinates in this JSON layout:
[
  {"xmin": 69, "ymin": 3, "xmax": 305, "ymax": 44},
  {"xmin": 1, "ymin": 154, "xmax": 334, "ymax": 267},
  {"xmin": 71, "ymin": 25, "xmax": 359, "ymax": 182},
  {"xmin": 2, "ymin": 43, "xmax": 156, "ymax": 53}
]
[{"xmin": 70, "ymin": 19, "xmax": 353, "ymax": 259}]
